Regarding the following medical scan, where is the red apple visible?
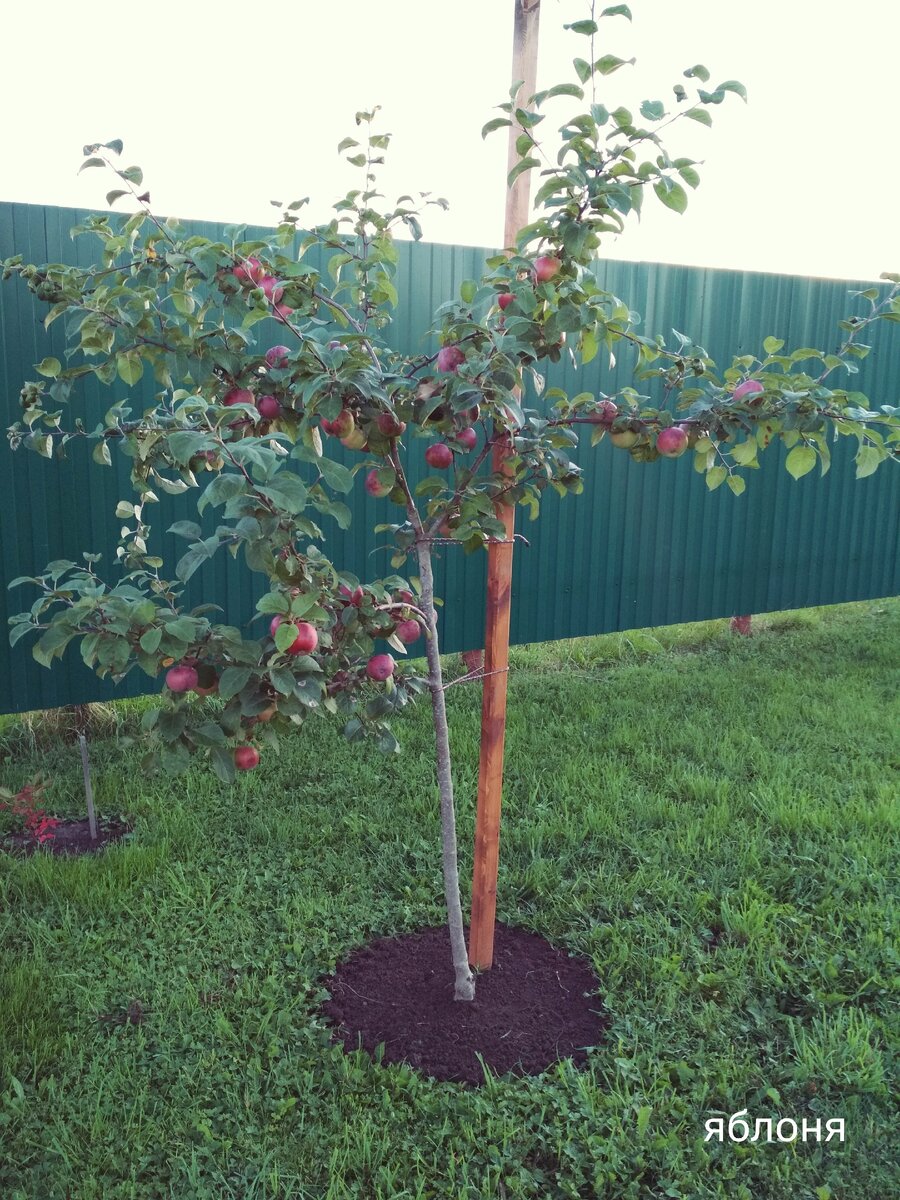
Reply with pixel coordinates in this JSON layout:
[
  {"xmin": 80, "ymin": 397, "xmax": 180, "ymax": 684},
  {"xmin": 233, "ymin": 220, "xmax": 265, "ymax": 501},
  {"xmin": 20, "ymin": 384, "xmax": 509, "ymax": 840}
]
[
  {"xmin": 233, "ymin": 256, "xmax": 264, "ymax": 286},
  {"xmin": 733, "ymin": 379, "xmax": 765, "ymax": 404},
  {"xmin": 365, "ymin": 469, "xmax": 392, "ymax": 498},
  {"xmin": 395, "ymin": 589, "xmax": 415, "ymax": 606},
  {"xmin": 436, "ymin": 345, "xmax": 465, "ymax": 374},
  {"xmin": 272, "ymin": 303, "xmax": 293, "ymax": 320},
  {"xmin": 166, "ymin": 664, "xmax": 199, "ymax": 693},
  {"xmin": 321, "ymin": 409, "xmax": 354, "ymax": 438},
  {"xmin": 234, "ymin": 744, "xmax": 260, "ymax": 771},
  {"xmin": 265, "ymin": 344, "xmax": 290, "ymax": 368},
  {"xmin": 270, "ymin": 615, "xmax": 319, "ymax": 653},
  {"xmin": 366, "ymin": 653, "xmax": 395, "ymax": 681},
  {"xmin": 533, "ymin": 255, "xmax": 562, "ymax": 282},
  {"xmin": 425, "ymin": 442, "xmax": 454, "ymax": 469},
  {"xmin": 256, "ymin": 394, "xmax": 281, "ymax": 420},
  {"xmin": 656, "ymin": 425, "xmax": 690, "ymax": 458},
  {"xmin": 497, "ymin": 292, "xmax": 515, "ymax": 310},
  {"xmin": 455, "ymin": 427, "xmax": 477, "ymax": 451},
  {"xmin": 377, "ymin": 412, "xmax": 407, "ymax": 438},
  {"xmin": 223, "ymin": 387, "xmax": 254, "ymax": 407},
  {"xmin": 395, "ymin": 619, "xmax": 422, "ymax": 645},
  {"xmin": 260, "ymin": 276, "xmax": 284, "ymax": 303},
  {"xmin": 591, "ymin": 400, "xmax": 619, "ymax": 425}
]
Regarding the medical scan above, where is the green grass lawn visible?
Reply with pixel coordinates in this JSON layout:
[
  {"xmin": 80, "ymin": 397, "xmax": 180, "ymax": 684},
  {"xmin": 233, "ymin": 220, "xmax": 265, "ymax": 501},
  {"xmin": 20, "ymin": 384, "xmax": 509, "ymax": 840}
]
[{"xmin": 0, "ymin": 600, "xmax": 897, "ymax": 1199}]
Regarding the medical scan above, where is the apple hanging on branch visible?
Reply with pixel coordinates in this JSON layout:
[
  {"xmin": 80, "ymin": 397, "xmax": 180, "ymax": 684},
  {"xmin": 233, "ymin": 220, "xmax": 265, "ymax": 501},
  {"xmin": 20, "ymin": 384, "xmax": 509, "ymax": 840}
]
[{"xmin": 4, "ymin": 6, "xmax": 898, "ymax": 1005}]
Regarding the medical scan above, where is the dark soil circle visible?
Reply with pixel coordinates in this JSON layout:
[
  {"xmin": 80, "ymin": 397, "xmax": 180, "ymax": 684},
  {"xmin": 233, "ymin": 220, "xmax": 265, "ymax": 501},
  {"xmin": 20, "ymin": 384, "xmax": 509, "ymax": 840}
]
[
  {"xmin": 3, "ymin": 818, "xmax": 131, "ymax": 857},
  {"xmin": 320, "ymin": 922, "xmax": 608, "ymax": 1085}
]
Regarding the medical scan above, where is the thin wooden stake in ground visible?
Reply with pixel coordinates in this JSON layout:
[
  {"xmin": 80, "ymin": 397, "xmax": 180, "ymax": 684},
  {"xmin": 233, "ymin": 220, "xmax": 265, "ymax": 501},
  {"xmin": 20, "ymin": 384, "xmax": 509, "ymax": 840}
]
[
  {"xmin": 469, "ymin": 0, "xmax": 541, "ymax": 972},
  {"xmin": 77, "ymin": 733, "xmax": 98, "ymax": 841}
]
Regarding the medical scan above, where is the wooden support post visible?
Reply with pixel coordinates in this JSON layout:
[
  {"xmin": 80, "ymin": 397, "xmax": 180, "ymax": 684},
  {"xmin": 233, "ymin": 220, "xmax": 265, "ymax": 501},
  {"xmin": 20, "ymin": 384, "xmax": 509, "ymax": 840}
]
[{"xmin": 468, "ymin": 0, "xmax": 541, "ymax": 971}]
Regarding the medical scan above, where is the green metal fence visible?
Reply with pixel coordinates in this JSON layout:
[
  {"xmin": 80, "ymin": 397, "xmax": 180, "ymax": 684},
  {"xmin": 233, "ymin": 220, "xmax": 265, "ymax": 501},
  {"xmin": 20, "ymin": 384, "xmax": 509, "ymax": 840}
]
[{"xmin": 1, "ymin": 201, "xmax": 897, "ymax": 715}]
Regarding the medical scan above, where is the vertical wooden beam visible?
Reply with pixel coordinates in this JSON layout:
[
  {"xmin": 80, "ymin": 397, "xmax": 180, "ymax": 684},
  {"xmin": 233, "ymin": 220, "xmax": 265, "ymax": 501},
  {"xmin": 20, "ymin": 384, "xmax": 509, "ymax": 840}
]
[{"xmin": 468, "ymin": 0, "xmax": 541, "ymax": 971}]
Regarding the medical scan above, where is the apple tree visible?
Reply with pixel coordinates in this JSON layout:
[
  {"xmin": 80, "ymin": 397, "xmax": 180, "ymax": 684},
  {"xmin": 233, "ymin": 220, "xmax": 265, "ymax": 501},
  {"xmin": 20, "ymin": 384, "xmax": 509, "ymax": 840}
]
[{"xmin": 4, "ymin": 8, "xmax": 899, "ymax": 1001}]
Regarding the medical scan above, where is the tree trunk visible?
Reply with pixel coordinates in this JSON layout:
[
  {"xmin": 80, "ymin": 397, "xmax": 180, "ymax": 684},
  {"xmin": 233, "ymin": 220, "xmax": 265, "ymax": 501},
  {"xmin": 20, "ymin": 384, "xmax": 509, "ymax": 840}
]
[{"xmin": 416, "ymin": 541, "xmax": 476, "ymax": 1002}]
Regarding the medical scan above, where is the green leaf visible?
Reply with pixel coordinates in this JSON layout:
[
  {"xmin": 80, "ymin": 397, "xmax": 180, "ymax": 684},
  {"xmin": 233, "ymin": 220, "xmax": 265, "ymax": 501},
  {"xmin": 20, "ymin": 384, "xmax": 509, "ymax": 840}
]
[
  {"xmin": 508, "ymin": 157, "xmax": 540, "ymax": 187},
  {"xmin": 269, "ymin": 667, "xmax": 297, "ymax": 695},
  {"xmin": 92, "ymin": 440, "xmax": 112, "ymax": 467},
  {"xmin": 717, "ymin": 79, "xmax": 748, "ymax": 102},
  {"xmin": 679, "ymin": 165, "xmax": 701, "ymax": 189},
  {"xmin": 596, "ymin": 55, "xmax": 634, "ymax": 76},
  {"xmin": 543, "ymin": 83, "xmax": 585, "ymax": 101},
  {"xmin": 785, "ymin": 444, "xmax": 816, "ymax": 479},
  {"xmin": 763, "ymin": 336, "xmax": 785, "ymax": 355},
  {"xmin": 198, "ymin": 473, "xmax": 247, "ymax": 514},
  {"xmin": 35, "ymin": 356, "xmax": 61, "ymax": 378},
  {"xmin": 257, "ymin": 592, "xmax": 291, "ymax": 615},
  {"xmin": 684, "ymin": 64, "xmax": 710, "ymax": 82},
  {"xmin": 106, "ymin": 189, "xmax": 128, "ymax": 207},
  {"xmin": 9, "ymin": 622, "xmax": 36, "ymax": 648},
  {"xmin": 210, "ymin": 745, "xmax": 236, "ymax": 785},
  {"xmin": 460, "ymin": 279, "xmax": 477, "ymax": 305},
  {"xmin": 481, "ymin": 117, "xmax": 512, "ymax": 139},
  {"xmin": 275, "ymin": 623, "xmax": 300, "ymax": 653},
  {"xmin": 140, "ymin": 627, "xmax": 163, "ymax": 654},
  {"xmin": 168, "ymin": 431, "xmax": 210, "ymax": 463},
  {"xmin": 140, "ymin": 707, "xmax": 160, "ymax": 732},
  {"xmin": 600, "ymin": 4, "xmax": 632, "ymax": 18},
  {"xmin": 726, "ymin": 475, "xmax": 746, "ymax": 496},
  {"xmin": 706, "ymin": 466, "xmax": 727, "ymax": 491},
  {"xmin": 730, "ymin": 439, "xmax": 758, "ymax": 466},
  {"xmin": 218, "ymin": 666, "xmax": 251, "ymax": 700},
  {"xmin": 566, "ymin": 19, "xmax": 598, "ymax": 34},
  {"xmin": 259, "ymin": 472, "xmax": 308, "ymax": 515},
  {"xmin": 640, "ymin": 100, "xmax": 665, "ymax": 122},
  {"xmin": 684, "ymin": 108, "xmax": 712, "ymax": 127},
  {"xmin": 117, "ymin": 351, "xmax": 143, "ymax": 386},
  {"xmin": 855, "ymin": 444, "xmax": 883, "ymax": 479},
  {"xmin": 167, "ymin": 520, "xmax": 202, "ymax": 540},
  {"xmin": 653, "ymin": 180, "xmax": 688, "ymax": 214},
  {"xmin": 318, "ymin": 457, "xmax": 354, "ymax": 494},
  {"xmin": 573, "ymin": 58, "xmax": 592, "ymax": 84}
]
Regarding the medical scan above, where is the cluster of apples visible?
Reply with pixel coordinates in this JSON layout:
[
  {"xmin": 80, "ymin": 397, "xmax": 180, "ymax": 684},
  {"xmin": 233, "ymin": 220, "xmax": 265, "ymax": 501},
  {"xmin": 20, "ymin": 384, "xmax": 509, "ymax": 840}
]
[
  {"xmin": 232, "ymin": 255, "xmax": 293, "ymax": 322},
  {"xmin": 219, "ymin": 341, "xmax": 296, "ymax": 430},
  {"xmin": 495, "ymin": 253, "xmax": 563, "ymax": 313}
]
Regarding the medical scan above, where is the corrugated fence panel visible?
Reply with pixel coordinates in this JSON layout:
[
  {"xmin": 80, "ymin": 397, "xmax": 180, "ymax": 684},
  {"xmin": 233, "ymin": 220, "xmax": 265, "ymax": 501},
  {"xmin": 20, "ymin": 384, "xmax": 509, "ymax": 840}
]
[{"xmin": 0, "ymin": 202, "xmax": 897, "ymax": 713}]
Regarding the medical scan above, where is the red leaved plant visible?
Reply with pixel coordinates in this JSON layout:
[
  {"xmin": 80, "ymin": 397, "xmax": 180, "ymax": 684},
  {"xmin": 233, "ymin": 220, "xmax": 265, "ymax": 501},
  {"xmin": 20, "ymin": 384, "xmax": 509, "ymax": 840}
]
[{"xmin": 0, "ymin": 776, "xmax": 59, "ymax": 845}]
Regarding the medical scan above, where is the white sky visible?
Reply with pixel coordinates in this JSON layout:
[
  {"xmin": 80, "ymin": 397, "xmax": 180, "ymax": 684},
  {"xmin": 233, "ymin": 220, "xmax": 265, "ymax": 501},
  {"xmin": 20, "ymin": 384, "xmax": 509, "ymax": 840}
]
[{"xmin": 1, "ymin": 0, "xmax": 897, "ymax": 281}]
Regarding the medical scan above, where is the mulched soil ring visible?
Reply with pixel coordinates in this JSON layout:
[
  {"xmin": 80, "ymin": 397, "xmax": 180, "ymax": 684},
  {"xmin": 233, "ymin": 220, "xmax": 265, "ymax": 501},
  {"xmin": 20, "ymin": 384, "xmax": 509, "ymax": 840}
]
[
  {"xmin": 3, "ymin": 818, "xmax": 132, "ymax": 857},
  {"xmin": 320, "ymin": 922, "xmax": 608, "ymax": 1085}
]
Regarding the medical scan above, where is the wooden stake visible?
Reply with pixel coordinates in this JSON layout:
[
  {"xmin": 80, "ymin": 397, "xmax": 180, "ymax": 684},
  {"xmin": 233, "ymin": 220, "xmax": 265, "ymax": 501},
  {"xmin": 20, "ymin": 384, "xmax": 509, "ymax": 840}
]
[
  {"xmin": 468, "ymin": 0, "xmax": 541, "ymax": 971},
  {"xmin": 78, "ymin": 732, "xmax": 98, "ymax": 841}
]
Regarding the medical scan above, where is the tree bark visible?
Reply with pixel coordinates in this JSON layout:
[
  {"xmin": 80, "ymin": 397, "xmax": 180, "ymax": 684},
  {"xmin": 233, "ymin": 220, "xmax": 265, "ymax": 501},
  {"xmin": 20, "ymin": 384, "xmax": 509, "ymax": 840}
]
[{"xmin": 416, "ymin": 540, "xmax": 476, "ymax": 1002}]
